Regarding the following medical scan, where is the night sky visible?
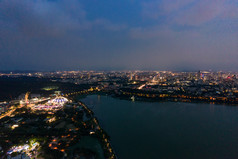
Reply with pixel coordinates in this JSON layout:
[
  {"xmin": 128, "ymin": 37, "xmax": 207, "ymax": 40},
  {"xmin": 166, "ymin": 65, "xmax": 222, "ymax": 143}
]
[{"xmin": 0, "ymin": 0, "xmax": 238, "ymax": 71}]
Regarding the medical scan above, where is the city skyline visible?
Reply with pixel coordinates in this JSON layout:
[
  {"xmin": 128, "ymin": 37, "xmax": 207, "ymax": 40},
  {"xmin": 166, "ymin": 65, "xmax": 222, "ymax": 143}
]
[{"xmin": 1, "ymin": 0, "xmax": 238, "ymax": 71}]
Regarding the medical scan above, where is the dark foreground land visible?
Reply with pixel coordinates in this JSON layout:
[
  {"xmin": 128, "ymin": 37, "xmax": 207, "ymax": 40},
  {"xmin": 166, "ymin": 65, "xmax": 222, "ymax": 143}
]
[
  {"xmin": 0, "ymin": 100, "xmax": 116, "ymax": 159},
  {"xmin": 0, "ymin": 76, "xmax": 93, "ymax": 101}
]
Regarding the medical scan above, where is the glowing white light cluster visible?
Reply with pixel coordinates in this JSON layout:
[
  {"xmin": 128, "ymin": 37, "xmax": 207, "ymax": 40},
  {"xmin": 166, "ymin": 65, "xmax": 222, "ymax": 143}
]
[
  {"xmin": 7, "ymin": 145, "xmax": 29, "ymax": 154},
  {"xmin": 48, "ymin": 96, "xmax": 68, "ymax": 105},
  {"xmin": 32, "ymin": 96, "xmax": 69, "ymax": 111}
]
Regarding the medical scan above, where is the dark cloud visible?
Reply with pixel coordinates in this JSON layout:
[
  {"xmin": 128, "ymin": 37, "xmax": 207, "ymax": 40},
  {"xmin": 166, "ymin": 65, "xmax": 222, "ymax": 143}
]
[
  {"xmin": 0, "ymin": 0, "xmax": 238, "ymax": 71},
  {"xmin": 142, "ymin": 0, "xmax": 238, "ymax": 26},
  {"xmin": 0, "ymin": 0, "xmax": 127, "ymax": 70}
]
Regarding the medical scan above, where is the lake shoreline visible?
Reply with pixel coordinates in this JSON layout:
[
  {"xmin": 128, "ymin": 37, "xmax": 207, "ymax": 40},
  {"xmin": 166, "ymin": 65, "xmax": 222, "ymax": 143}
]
[{"xmin": 81, "ymin": 95, "xmax": 238, "ymax": 159}]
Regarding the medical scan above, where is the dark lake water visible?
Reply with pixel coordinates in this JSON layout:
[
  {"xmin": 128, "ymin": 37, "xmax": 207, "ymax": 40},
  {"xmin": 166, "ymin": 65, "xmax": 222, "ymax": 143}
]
[{"xmin": 81, "ymin": 95, "xmax": 238, "ymax": 159}]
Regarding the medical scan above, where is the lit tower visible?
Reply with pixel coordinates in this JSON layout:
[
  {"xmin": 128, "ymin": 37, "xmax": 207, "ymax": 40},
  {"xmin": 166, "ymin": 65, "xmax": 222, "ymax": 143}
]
[
  {"xmin": 129, "ymin": 73, "xmax": 133, "ymax": 81},
  {"xmin": 25, "ymin": 92, "xmax": 30, "ymax": 104}
]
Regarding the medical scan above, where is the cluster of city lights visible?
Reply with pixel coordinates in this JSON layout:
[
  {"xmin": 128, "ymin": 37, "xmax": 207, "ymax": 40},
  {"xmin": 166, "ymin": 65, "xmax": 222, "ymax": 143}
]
[{"xmin": 32, "ymin": 96, "xmax": 68, "ymax": 111}]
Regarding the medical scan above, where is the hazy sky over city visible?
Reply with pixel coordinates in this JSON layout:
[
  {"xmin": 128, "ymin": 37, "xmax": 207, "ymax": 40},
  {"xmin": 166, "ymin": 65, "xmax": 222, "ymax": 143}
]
[{"xmin": 0, "ymin": 0, "xmax": 238, "ymax": 71}]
